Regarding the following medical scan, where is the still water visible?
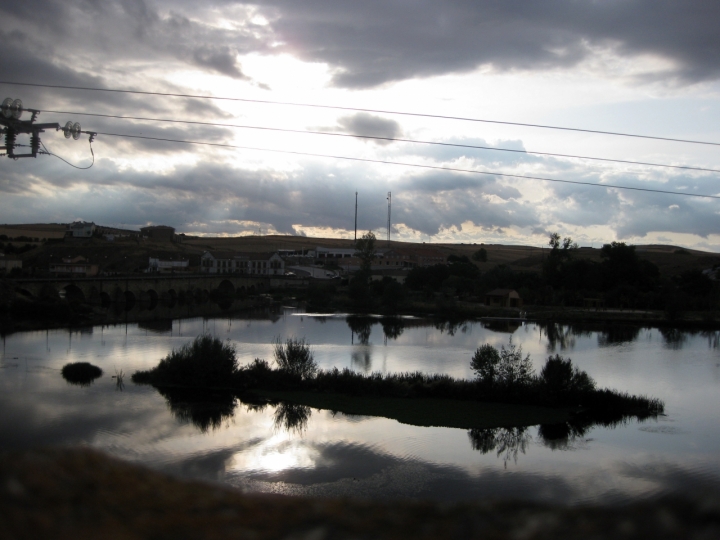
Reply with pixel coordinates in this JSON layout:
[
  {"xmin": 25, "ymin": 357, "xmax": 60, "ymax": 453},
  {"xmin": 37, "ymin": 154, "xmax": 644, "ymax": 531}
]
[{"xmin": 2, "ymin": 309, "xmax": 720, "ymax": 505}]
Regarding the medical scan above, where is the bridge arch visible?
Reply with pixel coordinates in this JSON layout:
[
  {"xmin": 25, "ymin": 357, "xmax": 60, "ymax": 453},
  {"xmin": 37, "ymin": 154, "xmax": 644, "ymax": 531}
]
[
  {"xmin": 64, "ymin": 284, "xmax": 86, "ymax": 303},
  {"xmin": 163, "ymin": 288, "xmax": 177, "ymax": 307},
  {"xmin": 17, "ymin": 288, "xmax": 33, "ymax": 298},
  {"xmin": 40, "ymin": 284, "xmax": 59, "ymax": 300},
  {"xmin": 218, "ymin": 279, "xmax": 235, "ymax": 296},
  {"xmin": 140, "ymin": 289, "xmax": 159, "ymax": 310}
]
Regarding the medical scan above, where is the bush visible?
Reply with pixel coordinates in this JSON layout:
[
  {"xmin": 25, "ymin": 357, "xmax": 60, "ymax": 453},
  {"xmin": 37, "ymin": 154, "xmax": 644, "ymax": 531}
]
[
  {"xmin": 61, "ymin": 362, "xmax": 103, "ymax": 386},
  {"xmin": 472, "ymin": 248, "xmax": 488, "ymax": 262},
  {"xmin": 496, "ymin": 341, "xmax": 535, "ymax": 386},
  {"xmin": 471, "ymin": 341, "xmax": 534, "ymax": 387},
  {"xmin": 540, "ymin": 355, "xmax": 596, "ymax": 398},
  {"xmin": 274, "ymin": 337, "xmax": 318, "ymax": 380},
  {"xmin": 137, "ymin": 334, "xmax": 238, "ymax": 387},
  {"xmin": 470, "ymin": 344, "xmax": 501, "ymax": 384}
]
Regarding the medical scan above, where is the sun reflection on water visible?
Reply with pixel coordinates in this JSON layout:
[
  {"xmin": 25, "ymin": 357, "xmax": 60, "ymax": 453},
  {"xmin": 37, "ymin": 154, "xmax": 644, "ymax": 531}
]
[{"xmin": 229, "ymin": 433, "xmax": 318, "ymax": 474}]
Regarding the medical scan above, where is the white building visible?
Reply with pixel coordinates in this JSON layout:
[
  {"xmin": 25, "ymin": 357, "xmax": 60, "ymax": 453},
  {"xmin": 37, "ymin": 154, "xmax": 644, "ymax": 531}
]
[
  {"xmin": 147, "ymin": 257, "xmax": 189, "ymax": 273},
  {"xmin": 68, "ymin": 221, "xmax": 96, "ymax": 238},
  {"xmin": 200, "ymin": 251, "xmax": 285, "ymax": 276},
  {"xmin": 315, "ymin": 247, "xmax": 357, "ymax": 259},
  {"xmin": 0, "ymin": 253, "xmax": 22, "ymax": 274}
]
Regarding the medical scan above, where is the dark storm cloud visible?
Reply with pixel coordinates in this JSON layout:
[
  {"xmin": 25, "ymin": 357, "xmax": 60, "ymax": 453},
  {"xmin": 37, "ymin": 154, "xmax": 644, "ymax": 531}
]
[
  {"xmin": 191, "ymin": 45, "xmax": 247, "ymax": 79},
  {"xmin": 0, "ymin": 0, "xmax": 268, "ymax": 99},
  {"xmin": 334, "ymin": 113, "xmax": 403, "ymax": 144},
  {"xmin": 6, "ymin": 0, "xmax": 720, "ymax": 96},
  {"xmin": 258, "ymin": 0, "xmax": 720, "ymax": 87}
]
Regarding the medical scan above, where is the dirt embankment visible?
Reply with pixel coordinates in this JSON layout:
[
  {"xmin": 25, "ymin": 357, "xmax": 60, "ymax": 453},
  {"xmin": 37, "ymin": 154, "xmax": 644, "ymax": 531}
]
[{"xmin": 1, "ymin": 447, "xmax": 718, "ymax": 539}]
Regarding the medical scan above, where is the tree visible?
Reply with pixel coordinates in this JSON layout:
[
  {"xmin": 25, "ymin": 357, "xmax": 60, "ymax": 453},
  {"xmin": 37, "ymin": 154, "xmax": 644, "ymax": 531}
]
[
  {"xmin": 273, "ymin": 337, "xmax": 318, "ymax": 379},
  {"xmin": 540, "ymin": 355, "xmax": 595, "ymax": 398},
  {"xmin": 548, "ymin": 232, "xmax": 578, "ymax": 254},
  {"xmin": 354, "ymin": 231, "xmax": 377, "ymax": 274},
  {"xmin": 471, "ymin": 344, "xmax": 501, "ymax": 384},
  {"xmin": 496, "ymin": 341, "xmax": 534, "ymax": 386},
  {"xmin": 544, "ymin": 232, "xmax": 578, "ymax": 288},
  {"xmin": 471, "ymin": 340, "xmax": 534, "ymax": 387},
  {"xmin": 472, "ymin": 248, "xmax": 488, "ymax": 262}
]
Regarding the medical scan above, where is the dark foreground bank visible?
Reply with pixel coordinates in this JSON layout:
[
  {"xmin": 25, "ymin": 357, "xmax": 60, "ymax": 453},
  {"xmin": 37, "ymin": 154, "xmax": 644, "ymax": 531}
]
[{"xmin": 1, "ymin": 447, "xmax": 718, "ymax": 540}]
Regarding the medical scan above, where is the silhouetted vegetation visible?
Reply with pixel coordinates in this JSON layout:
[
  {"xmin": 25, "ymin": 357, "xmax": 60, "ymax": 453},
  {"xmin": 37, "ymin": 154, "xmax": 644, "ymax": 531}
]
[
  {"xmin": 470, "ymin": 340, "xmax": 534, "ymax": 387},
  {"xmin": 381, "ymin": 317, "xmax": 404, "ymax": 340},
  {"xmin": 158, "ymin": 387, "xmax": 237, "ymax": 433},
  {"xmin": 472, "ymin": 248, "xmax": 488, "ymax": 262},
  {"xmin": 347, "ymin": 316, "xmax": 373, "ymax": 344},
  {"xmin": 131, "ymin": 334, "xmax": 237, "ymax": 387},
  {"xmin": 468, "ymin": 426, "xmax": 531, "ymax": 465},
  {"xmin": 273, "ymin": 401, "xmax": 312, "ymax": 434},
  {"xmin": 273, "ymin": 336, "xmax": 317, "ymax": 379},
  {"xmin": 132, "ymin": 336, "xmax": 664, "ymax": 428},
  {"xmin": 61, "ymin": 362, "xmax": 103, "ymax": 386}
]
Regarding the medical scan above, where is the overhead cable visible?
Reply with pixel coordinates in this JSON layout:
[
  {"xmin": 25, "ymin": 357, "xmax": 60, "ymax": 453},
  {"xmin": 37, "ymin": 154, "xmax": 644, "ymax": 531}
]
[
  {"xmin": 3, "ymin": 80, "xmax": 719, "ymax": 147},
  {"xmin": 94, "ymin": 130, "xmax": 720, "ymax": 200},
  {"xmin": 39, "ymin": 109, "xmax": 720, "ymax": 174},
  {"xmin": 39, "ymin": 140, "xmax": 95, "ymax": 169}
]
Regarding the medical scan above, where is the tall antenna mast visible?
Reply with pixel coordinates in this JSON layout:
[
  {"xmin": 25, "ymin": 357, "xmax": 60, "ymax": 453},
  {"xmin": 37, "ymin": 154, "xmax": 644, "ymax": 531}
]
[
  {"xmin": 386, "ymin": 191, "xmax": 391, "ymax": 245},
  {"xmin": 354, "ymin": 191, "xmax": 358, "ymax": 241}
]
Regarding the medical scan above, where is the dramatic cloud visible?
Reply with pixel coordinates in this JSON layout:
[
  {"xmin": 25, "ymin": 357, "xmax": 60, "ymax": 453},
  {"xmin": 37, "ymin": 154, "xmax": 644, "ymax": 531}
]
[
  {"xmin": 262, "ymin": 0, "xmax": 720, "ymax": 87},
  {"xmin": 1, "ymin": 0, "xmax": 719, "ymax": 249},
  {"xmin": 335, "ymin": 113, "xmax": 403, "ymax": 144}
]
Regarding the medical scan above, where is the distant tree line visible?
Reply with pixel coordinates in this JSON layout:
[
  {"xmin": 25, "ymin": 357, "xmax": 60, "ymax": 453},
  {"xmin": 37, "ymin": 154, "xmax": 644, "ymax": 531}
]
[
  {"xmin": 301, "ymin": 231, "xmax": 718, "ymax": 315},
  {"xmin": 402, "ymin": 233, "xmax": 718, "ymax": 314}
]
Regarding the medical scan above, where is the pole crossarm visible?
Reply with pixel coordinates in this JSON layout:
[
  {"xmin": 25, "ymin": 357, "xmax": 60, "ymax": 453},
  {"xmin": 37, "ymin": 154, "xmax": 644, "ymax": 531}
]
[
  {"xmin": 0, "ymin": 117, "xmax": 60, "ymax": 158},
  {"xmin": 1, "ymin": 96, "xmax": 90, "ymax": 160}
]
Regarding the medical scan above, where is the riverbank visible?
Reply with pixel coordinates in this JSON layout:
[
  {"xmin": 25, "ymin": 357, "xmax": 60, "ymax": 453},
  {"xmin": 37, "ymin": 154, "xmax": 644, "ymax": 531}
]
[{"xmin": 2, "ymin": 447, "xmax": 717, "ymax": 539}]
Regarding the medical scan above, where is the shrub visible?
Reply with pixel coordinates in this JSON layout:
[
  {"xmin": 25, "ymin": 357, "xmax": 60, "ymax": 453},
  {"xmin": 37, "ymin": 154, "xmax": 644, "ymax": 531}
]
[
  {"xmin": 496, "ymin": 341, "xmax": 535, "ymax": 386},
  {"xmin": 274, "ymin": 337, "xmax": 318, "ymax": 380},
  {"xmin": 540, "ymin": 355, "xmax": 596, "ymax": 398},
  {"xmin": 471, "ymin": 341, "xmax": 534, "ymax": 387},
  {"xmin": 61, "ymin": 362, "xmax": 103, "ymax": 386},
  {"xmin": 141, "ymin": 334, "xmax": 238, "ymax": 387},
  {"xmin": 471, "ymin": 344, "xmax": 501, "ymax": 384}
]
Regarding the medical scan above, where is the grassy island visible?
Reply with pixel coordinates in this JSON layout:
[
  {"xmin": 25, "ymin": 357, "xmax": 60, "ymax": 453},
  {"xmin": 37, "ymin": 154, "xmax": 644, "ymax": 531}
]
[
  {"xmin": 132, "ymin": 335, "xmax": 663, "ymax": 431},
  {"xmin": 61, "ymin": 362, "xmax": 103, "ymax": 387}
]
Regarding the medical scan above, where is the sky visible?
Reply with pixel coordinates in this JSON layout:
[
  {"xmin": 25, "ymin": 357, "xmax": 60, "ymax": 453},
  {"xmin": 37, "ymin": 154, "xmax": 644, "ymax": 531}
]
[{"xmin": 2, "ymin": 0, "xmax": 720, "ymax": 251}]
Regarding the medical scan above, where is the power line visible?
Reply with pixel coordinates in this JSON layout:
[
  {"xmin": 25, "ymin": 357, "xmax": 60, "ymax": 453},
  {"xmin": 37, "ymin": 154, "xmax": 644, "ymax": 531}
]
[
  {"xmin": 4, "ymin": 80, "xmax": 720, "ymax": 147},
  {"xmin": 94, "ymin": 130, "xmax": 720, "ymax": 200},
  {"xmin": 38, "ymin": 108, "xmax": 720, "ymax": 174},
  {"xmin": 39, "ymin": 140, "xmax": 95, "ymax": 169}
]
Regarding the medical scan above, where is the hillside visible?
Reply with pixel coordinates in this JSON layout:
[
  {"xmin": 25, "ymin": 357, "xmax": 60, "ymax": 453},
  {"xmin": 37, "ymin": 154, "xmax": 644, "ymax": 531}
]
[{"xmin": 1, "ymin": 224, "xmax": 719, "ymax": 279}]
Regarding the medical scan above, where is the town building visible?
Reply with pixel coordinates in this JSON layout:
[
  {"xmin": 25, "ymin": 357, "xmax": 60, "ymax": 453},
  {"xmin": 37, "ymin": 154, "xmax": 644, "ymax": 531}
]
[
  {"xmin": 485, "ymin": 289, "xmax": 523, "ymax": 308},
  {"xmin": 67, "ymin": 221, "xmax": 96, "ymax": 238},
  {"xmin": 0, "ymin": 253, "xmax": 22, "ymax": 274},
  {"xmin": 140, "ymin": 225, "xmax": 176, "ymax": 242},
  {"xmin": 49, "ymin": 256, "xmax": 99, "ymax": 277},
  {"xmin": 315, "ymin": 247, "xmax": 357, "ymax": 259},
  {"xmin": 200, "ymin": 251, "xmax": 285, "ymax": 276},
  {"xmin": 147, "ymin": 257, "xmax": 189, "ymax": 273}
]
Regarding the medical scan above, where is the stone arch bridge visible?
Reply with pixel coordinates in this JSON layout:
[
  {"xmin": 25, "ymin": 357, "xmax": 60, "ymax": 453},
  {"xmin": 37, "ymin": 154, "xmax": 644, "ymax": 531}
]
[{"xmin": 12, "ymin": 274, "xmax": 306, "ymax": 307}]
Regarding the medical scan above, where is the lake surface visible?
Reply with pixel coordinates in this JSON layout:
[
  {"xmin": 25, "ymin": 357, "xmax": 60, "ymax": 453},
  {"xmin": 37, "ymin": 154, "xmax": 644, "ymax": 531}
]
[{"xmin": 2, "ymin": 308, "xmax": 720, "ymax": 505}]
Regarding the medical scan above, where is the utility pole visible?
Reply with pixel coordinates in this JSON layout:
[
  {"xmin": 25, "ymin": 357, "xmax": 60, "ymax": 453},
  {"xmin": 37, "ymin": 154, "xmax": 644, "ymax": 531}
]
[
  {"xmin": 354, "ymin": 191, "xmax": 358, "ymax": 241},
  {"xmin": 386, "ymin": 191, "xmax": 391, "ymax": 245},
  {"xmin": 0, "ymin": 97, "xmax": 94, "ymax": 159}
]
